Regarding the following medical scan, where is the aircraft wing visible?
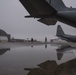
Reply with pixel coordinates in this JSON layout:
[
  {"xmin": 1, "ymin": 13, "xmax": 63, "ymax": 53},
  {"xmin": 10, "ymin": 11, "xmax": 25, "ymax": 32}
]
[
  {"xmin": 19, "ymin": 0, "xmax": 56, "ymax": 17},
  {"xmin": 38, "ymin": 18, "xmax": 57, "ymax": 25},
  {"xmin": 19, "ymin": 0, "xmax": 57, "ymax": 25}
]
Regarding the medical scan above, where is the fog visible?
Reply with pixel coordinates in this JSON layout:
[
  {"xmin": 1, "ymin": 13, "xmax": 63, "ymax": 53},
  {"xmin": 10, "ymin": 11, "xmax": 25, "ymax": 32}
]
[{"xmin": 0, "ymin": 0, "xmax": 76, "ymax": 41}]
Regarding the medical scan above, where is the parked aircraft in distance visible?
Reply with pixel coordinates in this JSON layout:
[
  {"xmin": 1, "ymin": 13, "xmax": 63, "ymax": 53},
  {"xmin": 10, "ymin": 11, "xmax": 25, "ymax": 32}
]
[
  {"xmin": 56, "ymin": 25, "xmax": 76, "ymax": 42},
  {"xmin": 19, "ymin": 0, "xmax": 76, "ymax": 28}
]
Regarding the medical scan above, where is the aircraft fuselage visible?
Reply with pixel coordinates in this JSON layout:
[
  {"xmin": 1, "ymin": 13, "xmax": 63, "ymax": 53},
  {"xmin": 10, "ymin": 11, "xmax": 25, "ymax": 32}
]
[{"xmin": 56, "ymin": 10, "xmax": 76, "ymax": 27}]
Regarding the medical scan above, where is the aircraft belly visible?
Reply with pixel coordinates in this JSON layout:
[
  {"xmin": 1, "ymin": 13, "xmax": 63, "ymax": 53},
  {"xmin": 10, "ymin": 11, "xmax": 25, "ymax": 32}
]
[
  {"xmin": 55, "ymin": 11, "xmax": 76, "ymax": 27},
  {"xmin": 57, "ymin": 11, "xmax": 76, "ymax": 22}
]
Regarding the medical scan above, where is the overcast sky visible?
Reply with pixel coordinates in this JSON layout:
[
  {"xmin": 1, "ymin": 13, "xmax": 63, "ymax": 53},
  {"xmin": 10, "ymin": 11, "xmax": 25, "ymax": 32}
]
[{"xmin": 0, "ymin": 0, "xmax": 76, "ymax": 41}]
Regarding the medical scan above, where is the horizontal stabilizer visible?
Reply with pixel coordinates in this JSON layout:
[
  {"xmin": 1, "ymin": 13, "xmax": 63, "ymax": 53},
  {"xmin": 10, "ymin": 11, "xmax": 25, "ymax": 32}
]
[
  {"xmin": 19, "ymin": 0, "xmax": 56, "ymax": 17},
  {"xmin": 38, "ymin": 18, "xmax": 57, "ymax": 25}
]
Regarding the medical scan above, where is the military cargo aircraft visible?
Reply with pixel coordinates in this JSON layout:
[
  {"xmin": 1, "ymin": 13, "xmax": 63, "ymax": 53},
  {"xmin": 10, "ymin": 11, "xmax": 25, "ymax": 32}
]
[
  {"xmin": 56, "ymin": 25, "xmax": 76, "ymax": 42},
  {"xmin": 19, "ymin": 0, "xmax": 76, "ymax": 27}
]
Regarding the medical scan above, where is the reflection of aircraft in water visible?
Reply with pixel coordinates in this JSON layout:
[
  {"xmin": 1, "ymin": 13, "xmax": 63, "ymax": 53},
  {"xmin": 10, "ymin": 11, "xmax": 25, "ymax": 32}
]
[
  {"xmin": 56, "ymin": 45, "xmax": 76, "ymax": 60},
  {"xmin": 56, "ymin": 25, "xmax": 76, "ymax": 42},
  {"xmin": 24, "ymin": 59, "xmax": 76, "ymax": 75},
  {"xmin": 19, "ymin": 0, "xmax": 76, "ymax": 28},
  {"xmin": 0, "ymin": 48, "xmax": 10, "ymax": 55}
]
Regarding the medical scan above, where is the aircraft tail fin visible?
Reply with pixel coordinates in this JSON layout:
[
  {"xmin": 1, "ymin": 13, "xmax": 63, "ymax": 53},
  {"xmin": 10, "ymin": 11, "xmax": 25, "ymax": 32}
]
[
  {"xmin": 46, "ymin": 0, "xmax": 67, "ymax": 11},
  {"xmin": 56, "ymin": 25, "xmax": 65, "ymax": 37}
]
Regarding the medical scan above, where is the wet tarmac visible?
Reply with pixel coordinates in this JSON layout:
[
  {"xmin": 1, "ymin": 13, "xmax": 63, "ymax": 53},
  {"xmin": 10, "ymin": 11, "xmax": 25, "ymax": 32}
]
[{"xmin": 0, "ymin": 42, "xmax": 76, "ymax": 75}]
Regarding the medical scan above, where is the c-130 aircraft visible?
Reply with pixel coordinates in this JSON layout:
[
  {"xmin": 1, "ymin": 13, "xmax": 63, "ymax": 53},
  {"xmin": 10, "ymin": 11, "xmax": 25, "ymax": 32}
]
[
  {"xmin": 19, "ymin": 0, "xmax": 76, "ymax": 28},
  {"xmin": 56, "ymin": 25, "xmax": 76, "ymax": 42}
]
